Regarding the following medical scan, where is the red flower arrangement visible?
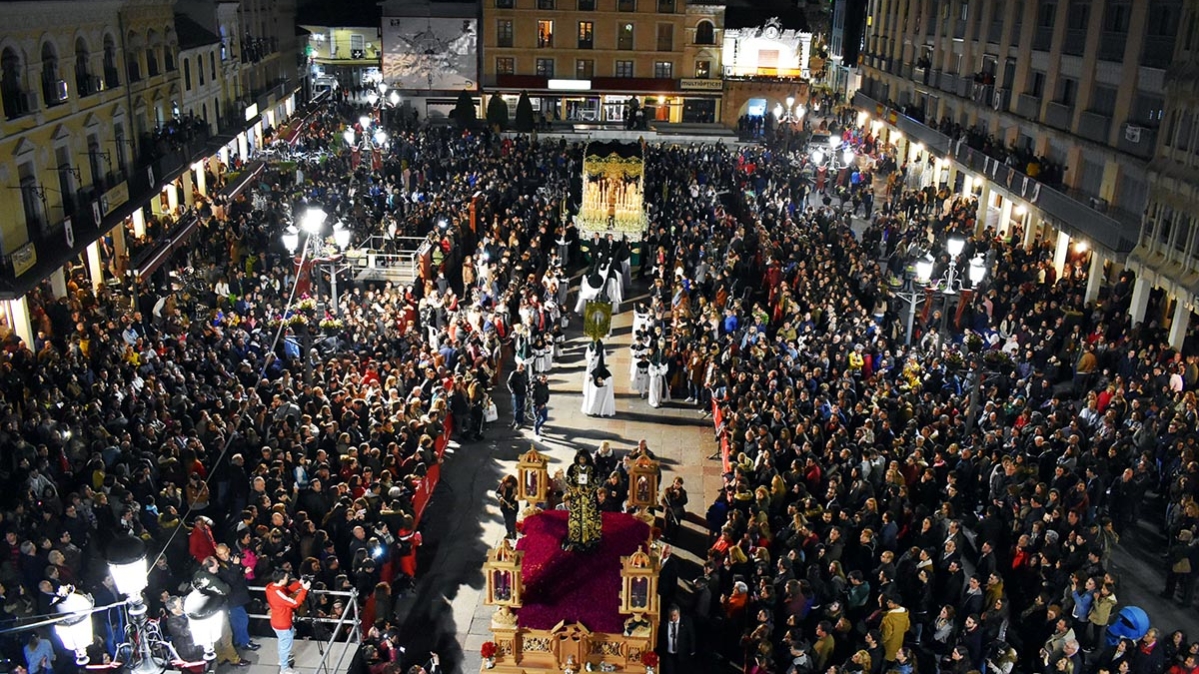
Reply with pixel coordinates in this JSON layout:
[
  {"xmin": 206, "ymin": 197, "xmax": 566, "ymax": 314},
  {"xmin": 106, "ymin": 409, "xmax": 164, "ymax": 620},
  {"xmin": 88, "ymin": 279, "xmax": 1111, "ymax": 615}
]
[
  {"xmin": 640, "ymin": 651, "xmax": 659, "ymax": 668},
  {"xmin": 481, "ymin": 642, "xmax": 497, "ymax": 659}
]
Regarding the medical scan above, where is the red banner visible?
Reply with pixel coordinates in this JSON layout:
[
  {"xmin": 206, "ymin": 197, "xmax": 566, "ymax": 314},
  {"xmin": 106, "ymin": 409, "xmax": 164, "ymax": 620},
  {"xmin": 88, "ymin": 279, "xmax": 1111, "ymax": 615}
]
[
  {"xmin": 712, "ymin": 400, "xmax": 730, "ymax": 475},
  {"xmin": 411, "ymin": 414, "xmax": 453, "ymax": 527}
]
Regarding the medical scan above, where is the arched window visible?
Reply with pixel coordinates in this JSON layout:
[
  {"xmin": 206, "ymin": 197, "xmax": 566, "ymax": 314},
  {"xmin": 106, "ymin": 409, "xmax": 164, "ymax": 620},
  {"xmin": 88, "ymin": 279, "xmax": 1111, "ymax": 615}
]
[
  {"xmin": 103, "ymin": 34, "xmax": 119, "ymax": 87},
  {"xmin": 184, "ymin": 57, "xmax": 191, "ymax": 90},
  {"xmin": 145, "ymin": 29, "xmax": 159, "ymax": 77},
  {"xmin": 42, "ymin": 41, "xmax": 64, "ymax": 106},
  {"xmin": 75, "ymin": 37, "xmax": 92, "ymax": 95},
  {"xmin": 2, "ymin": 47, "xmax": 26, "ymax": 118},
  {"xmin": 695, "ymin": 20, "xmax": 715, "ymax": 45},
  {"xmin": 197, "ymin": 56, "xmax": 204, "ymax": 85}
]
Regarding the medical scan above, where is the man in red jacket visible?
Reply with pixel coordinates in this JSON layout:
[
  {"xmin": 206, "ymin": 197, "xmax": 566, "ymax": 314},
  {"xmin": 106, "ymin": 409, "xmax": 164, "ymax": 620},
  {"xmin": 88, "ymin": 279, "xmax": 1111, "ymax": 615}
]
[{"xmin": 265, "ymin": 569, "xmax": 310, "ymax": 674}]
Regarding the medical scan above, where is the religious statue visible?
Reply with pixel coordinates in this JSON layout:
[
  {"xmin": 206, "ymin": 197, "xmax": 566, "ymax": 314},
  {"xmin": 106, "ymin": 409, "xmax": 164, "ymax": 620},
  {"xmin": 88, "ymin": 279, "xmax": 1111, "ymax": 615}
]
[{"xmin": 563, "ymin": 449, "xmax": 603, "ymax": 551}]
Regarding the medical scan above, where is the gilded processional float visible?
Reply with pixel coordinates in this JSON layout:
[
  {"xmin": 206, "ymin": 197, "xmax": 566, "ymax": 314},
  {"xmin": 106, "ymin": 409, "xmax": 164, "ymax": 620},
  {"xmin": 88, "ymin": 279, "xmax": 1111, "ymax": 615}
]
[
  {"xmin": 576, "ymin": 142, "xmax": 649, "ymax": 246},
  {"xmin": 481, "ymin": 448, "xmax": 664, "ymax": 673}
]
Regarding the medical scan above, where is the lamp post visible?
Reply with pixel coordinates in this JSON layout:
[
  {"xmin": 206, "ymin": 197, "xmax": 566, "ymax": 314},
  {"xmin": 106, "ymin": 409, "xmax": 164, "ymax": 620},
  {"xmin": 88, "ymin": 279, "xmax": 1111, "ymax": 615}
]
[
  {"xmin": 898, "ymin": 256, "xmax": 934, "ymax": 346},
  {"xmin": 899, "ymin": 243, "xmax": 987, "ymax": 346},
  {"xmin": 107, "ymin": 536, "xmax": 161, "ymax": 674},
  {"xmin": 54, "ymin": 591, "xmax": 95, "ymax": 665},
  {"xmin": 183, "ymin": 589, "xmax": 227, "ymax": 661},
  {"xmin": 773, "ymin": 95, "xmax": 804, "ymax": 124}
]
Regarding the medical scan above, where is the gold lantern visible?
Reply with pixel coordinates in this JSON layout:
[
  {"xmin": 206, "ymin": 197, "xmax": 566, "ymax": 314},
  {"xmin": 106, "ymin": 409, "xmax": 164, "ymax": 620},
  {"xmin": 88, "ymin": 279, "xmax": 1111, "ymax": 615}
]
[
  {"xmin": 619, "ymin": 546, "xmax": 659, "ymax": 617},
  {"xmin": 484, "ymin": 538, "xmax": 524, "ymax": 608},
  {"xmin": 517, "ymin": 446, "xmax": 550, "ymax": 504},
  {"xmin": 626, "ymin": 454, "xmax": 660, "ymax": 509}
]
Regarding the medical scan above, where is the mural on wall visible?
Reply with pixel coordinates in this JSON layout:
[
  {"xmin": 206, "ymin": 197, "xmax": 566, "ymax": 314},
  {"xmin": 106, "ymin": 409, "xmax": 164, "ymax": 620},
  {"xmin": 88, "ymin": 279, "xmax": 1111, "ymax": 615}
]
[{"xmin": 382, "ymin": 17, "xmax": 477, "ymax": 90}]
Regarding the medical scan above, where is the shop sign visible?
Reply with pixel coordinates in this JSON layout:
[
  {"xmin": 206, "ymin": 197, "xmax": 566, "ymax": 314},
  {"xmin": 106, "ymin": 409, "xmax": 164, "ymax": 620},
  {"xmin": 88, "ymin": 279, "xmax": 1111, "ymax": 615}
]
[
  {"xmin": 10, "ymin": 241, "xmax": 36, "ymax": 277},
  {"xmin": 679, "ymin": 78, "xmax": 723, "ymax": 91},
  {"xmin": 103, "ymin": 181, "xmax": 129, "ymax": 216}
]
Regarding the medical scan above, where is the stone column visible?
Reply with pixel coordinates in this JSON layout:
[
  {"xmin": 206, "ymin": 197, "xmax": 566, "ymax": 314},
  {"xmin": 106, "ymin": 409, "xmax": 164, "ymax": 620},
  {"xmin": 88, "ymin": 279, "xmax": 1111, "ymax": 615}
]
[
  {"xmin": 1170, "ymin": 297, "xmax": 1191, "ymax": 350},
  {"xmin": 1053, "ymin": 230, "xmax": 1071, "ymax": 280},
  {"xmin": 1084, "ymin": 251, "xmax": 1105, "ymax": 305},
  {"xmin": 5, "ymin": 297, "xmax": 33, "ymax": 348},
  {"xmin": 86, "ymin": 240, "xmax": 103, "ymax": 290},
  {"xmin": 1129, "ymin": 275, "xmax": 1151, "ymax": 324}
]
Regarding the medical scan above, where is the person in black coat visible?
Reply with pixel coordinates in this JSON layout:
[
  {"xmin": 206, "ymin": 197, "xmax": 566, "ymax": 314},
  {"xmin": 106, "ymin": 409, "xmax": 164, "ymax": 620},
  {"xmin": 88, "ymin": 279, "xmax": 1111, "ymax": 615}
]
[
  {"xmin": 659, "ymin": 604, "xmax": 697, "ymax": 674},
  {"xmin": 658, "ymin": 545, "xmax": 680, "ymax": 614}
]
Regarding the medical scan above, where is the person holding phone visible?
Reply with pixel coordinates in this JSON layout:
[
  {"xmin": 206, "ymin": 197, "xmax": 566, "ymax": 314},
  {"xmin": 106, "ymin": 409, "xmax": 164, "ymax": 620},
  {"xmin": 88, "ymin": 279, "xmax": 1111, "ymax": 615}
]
[
  {"xmin": 405, "ymin": 652, "xmax": 440, "ymax": 674},
  {"xmin": 266, "ymin": 569, "xmax": 310, "ymax": 674}
]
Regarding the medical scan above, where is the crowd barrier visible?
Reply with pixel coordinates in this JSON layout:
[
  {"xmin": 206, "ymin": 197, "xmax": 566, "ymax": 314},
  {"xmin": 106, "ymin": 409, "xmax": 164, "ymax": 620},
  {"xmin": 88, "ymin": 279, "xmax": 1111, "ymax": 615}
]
[{"xmin": 411, "ymin": 414, "xmax": 453, "ymax": 527}]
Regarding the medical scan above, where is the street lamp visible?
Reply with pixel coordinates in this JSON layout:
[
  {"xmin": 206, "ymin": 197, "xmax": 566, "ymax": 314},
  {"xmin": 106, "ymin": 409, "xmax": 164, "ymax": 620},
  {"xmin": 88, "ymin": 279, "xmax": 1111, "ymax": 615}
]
[
  {"xmin": 358, "ymin": 114, "xmax": 372, "ymax": 130},
  {"xmin": 107, "ymin": 535, "xmax": 149, "ymax": 613},
  {"xmin": 899, "ymin": 255, "xmax": 935, "ymax": 346},
  {"xmin": 302, "ymin": 207, "xmax": 328, "ymax": 235},
  {"xmin": 282, "ymin": 225, "xmax": 300, "ymax": 255},
  {"xmin": 968, "ymin": 255, "xmax": 987, "ymax": 286},
  {"xmin": 343, "ymin": 128, "xmax": 356, "ymax": 146},
  {"xmin": 183, "ymin": 589, "xmax": 226, "ymax": 661},
  {"xmin": 373, "ymin": 128, "xmax": 388, "ymax": 146},
  {"xmin": 940, "ymin": 236, "xmax": 966, "ymax": 294},
  {"xmin": 811, "ymin": 149, "xmax": 825, "ymax": 165},
  {"xmin": 54, "ymin": 591, "xmax": 95, "ymax": 665},
  {"xmin": 388, "ymin": 90, "xmax": 401, "ymax": 107},
  {"xmin": 366, "ymin": 90, "xmax": 379, "ymax": 106}
]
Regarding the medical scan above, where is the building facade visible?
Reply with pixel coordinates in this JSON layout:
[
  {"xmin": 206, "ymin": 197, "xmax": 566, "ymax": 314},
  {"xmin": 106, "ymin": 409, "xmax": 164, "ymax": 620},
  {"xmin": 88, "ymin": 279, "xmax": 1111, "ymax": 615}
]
[
  {"xmin": 0, "ymin": 0, "xmax": 303, "ymax": 347},
  {"xmin": 481, "ymin": 0, "xmax": 723, "ymax": 123},
  {"xmin": 1126, "ymin": 0, "xmax": 1199, "ymax": 348},
  {"xmin": 176, "ymin": 14, "xmax": 227, "ymax": 135},
  {"xmin": 855, "ymin": 0, "xmax": 1182, "ymax": 316},
  {"xmin": 718, "ymin": 4, "xmax": 811, "ymax": 124}
]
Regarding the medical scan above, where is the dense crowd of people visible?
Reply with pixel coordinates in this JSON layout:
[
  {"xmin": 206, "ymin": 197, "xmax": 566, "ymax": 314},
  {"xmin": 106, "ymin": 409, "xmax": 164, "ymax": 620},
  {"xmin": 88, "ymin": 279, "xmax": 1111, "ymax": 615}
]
[
  {"xmin": 610, "ymin": 112, "xmax": 1199, "ymax": 674},
  {"xmin": 0, "ymin": 97, "xmax": 583, "ymax": 674},
  {"xmin": 0, "ymin": 83, "xmax": 1196, "ymax": 674}
]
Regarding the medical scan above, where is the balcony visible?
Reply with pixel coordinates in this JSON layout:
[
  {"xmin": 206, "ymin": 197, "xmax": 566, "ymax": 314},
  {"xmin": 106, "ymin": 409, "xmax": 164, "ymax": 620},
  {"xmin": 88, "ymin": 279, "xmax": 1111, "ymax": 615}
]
[
  {"xmin": 1033, "ymin": 26, "xmax": 1054, "ymax": 51},
  {"xmin": 1, "ymin": 87, "xmax": 37, "ymax": 120},
  {"xmin": 1078, "ymin": 110, "xmax": 1112, "ymax": 144},
  {"xmin": 1117, "ymin": 122, "xmax": 1158, "ymax": 159},
  {"xmin": 955, "ymin": 77, "xmax": 971, "ymax": 98},
  {"xmin": 1098, "ymin": 32, "xmax": 1126, "ymax": 61},
  {"xmin": 104, "ymin": 66, "xmax": 120, "ymax": 89},
  {"xmin": 1016, "ymin": 93, "xmax": 1041, "ymax": 119},
  {"xmin": 940, "ymin": 72, "xmax": 958, "ymax": 94},
  {"xmin": 1062, "ymin": 28, "xmax": 1086, "ymax": 56},
  {"xmin": 853, "ymin": 89, "xmax": 1137, "ymax": 255},
  {"xmin": 970, "ymin": 83, "xmax": 994, "ymax": 106},
  {"xmin": 0, "ymin": 122, "xmax": 211, "ymax": 294},
  {"xmin": 1142, "ymin": 38, "xmax": 1175, "ymax": 69},
  {"xmin": 987, "ymin": 21, "xmax": 1003, "ymax": 43},
  {"xmin": 900, "ymin": 62, "xmax": 912, "ymax": 80},
  {"xmin": 1045, "ymin": 101, "xmax": 1074, "ymax": 130}
]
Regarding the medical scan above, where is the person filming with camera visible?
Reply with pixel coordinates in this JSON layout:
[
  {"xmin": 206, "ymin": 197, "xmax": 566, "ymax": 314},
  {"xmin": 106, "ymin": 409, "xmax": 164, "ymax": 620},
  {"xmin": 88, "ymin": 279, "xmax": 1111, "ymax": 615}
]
[{"xmin": 266, "ymin": 569, "xmax": 310, "ymax": 674}]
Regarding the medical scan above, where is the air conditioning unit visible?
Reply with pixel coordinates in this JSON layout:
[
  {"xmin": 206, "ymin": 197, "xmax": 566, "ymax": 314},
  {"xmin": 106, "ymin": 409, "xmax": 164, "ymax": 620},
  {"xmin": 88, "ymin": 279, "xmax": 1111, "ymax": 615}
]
[
  {"xmin": 351, "ymin": 49, "xmax": 365, "ymax": 59},
  {"xmin": 1125, "ymin": 124, "xmax": 1144, "ymax": 143},
  {"xmin": 52, "ymin": 79, "xmax": 68, "ymax": 102}
]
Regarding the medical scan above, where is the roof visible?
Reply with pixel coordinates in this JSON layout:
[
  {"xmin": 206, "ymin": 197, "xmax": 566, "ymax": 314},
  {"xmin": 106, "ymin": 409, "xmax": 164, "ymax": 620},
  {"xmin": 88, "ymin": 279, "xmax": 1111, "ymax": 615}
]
[
  {"xmin": 296, "ymin": 0, "xmax": 382, "ymax": 27},
  {"xmin": 175, "ymin": 13, "xmax": 222, "ymax": 50},
  {"xmin": 721, "ymin": 0, "xmax": 809, "ymax": 31}
]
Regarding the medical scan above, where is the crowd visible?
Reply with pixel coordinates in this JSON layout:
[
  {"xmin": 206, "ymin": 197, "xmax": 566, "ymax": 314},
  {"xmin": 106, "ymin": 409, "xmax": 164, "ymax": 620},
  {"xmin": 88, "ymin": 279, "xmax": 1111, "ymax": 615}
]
[
  {"xmin": 610, "ymin": 111, "xmax": 1199, "ymax": 674},
  {"xmin": 0, "ymin": 96, "xmax": 581, "ymax": 674}
]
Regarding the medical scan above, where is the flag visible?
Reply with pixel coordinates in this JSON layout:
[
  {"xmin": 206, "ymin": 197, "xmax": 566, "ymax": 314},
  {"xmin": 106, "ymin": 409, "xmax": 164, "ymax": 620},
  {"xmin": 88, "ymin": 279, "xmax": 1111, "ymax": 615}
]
[{"xmin": 1031, "ymin": 183, "xmax": 1041, "ymax": 203}]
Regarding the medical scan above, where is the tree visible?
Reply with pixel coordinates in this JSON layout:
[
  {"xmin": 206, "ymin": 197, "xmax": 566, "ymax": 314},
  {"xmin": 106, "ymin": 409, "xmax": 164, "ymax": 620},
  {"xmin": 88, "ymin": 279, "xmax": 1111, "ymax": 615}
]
[
  {"xmin": 452, "ymin": 90, "xmax": 477, "ymax": 128},
  {"xmin": 514, "ymin": 91, "xmax": 535, "ymax": 132},
  {"xmin": 486, "ymin": 95, "xmax": 510, "ymax": 130}
]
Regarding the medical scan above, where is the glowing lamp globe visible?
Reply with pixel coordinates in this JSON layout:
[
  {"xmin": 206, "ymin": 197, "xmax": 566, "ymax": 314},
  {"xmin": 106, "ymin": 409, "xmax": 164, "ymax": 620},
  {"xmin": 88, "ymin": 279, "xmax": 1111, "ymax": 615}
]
[
  {"xmin": 282, "ymin": 227, "xmax": 300, "ymax": 254},
  {"xmin": 333, "ymin": 224, "xmax": 352, "ymax": 250},
  {"xmin": 968, "ymin": 256, "xmax": 987, "ymax": 284},
  {"xmin": 388, "ymin": 90, "xmax": 401, "ymax": 106},
  {"xmin": 366, "ymin": 91, "xmax": 379, "ymax": 106},
  {"xmin": 842, "ymin": 149, "xmax": 854, "ymax": 165},
  {"xmin": 343, "ymin": 128, "xmax": 356, "ymax": 146},
  {"xmin": 184, "ymin": 589, "xmax": 226, "ymax": 661},
  {"xmin": 914, "ymin": 257, "xmax": 934, "ymax": 285},
  {"xmin": 358, "ymin": 115, "xmax": 372, "ymax": 130},
  {"xmin": 946, "ymin": 237, "xmax": 965, "ymax": 258},
  {"xmin": 54, "ymin": 591, "xmax": 95, "ymax": 664},
  {"xmin": 811, "ymin": 149, "xmax": 825, "ymax": 165},
  {"xmin": 374, "ymin": 128, "xmax": 388, "ymax": 145},
  {"xmin": 106, "ymin": 535, "xmax": 148, "ymax": 604},
  {"xmin": 302, "ymin": 207, "xmax": 328, "ymax": 235}
]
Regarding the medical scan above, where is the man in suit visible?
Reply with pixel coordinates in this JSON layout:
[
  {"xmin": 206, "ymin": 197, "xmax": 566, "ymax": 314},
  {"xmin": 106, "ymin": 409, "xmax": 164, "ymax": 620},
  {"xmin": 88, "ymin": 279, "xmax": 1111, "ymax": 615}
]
[
  {"xmin": 658, "ymin": 545, "xmax": 679, "ymax": 613},
  {"xmin": 660, "ymin": 605, "xmax": 695, "ymax": 674}
]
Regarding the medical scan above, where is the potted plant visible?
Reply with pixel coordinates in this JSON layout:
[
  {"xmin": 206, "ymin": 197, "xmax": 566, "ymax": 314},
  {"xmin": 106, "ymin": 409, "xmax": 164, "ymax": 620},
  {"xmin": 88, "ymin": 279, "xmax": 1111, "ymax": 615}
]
[
  {"xmin": 640, "ymin": 650, "xmax": 659, "ymax": 674},
  {"xmin": 481, "ymin": 642, "xmax": 497, "ymax": 669}
]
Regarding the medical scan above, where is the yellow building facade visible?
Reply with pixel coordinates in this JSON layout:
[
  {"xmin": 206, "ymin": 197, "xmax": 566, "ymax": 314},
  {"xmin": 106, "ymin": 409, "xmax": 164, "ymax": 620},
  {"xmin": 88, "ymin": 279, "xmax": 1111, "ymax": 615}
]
[
  {"xmin": 0, "ymin": 0, "xmax": 301, "ymax": 347},
  {"xmin": 482, "ymin": 0, "xmax": 723, "ymax": 123}
]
